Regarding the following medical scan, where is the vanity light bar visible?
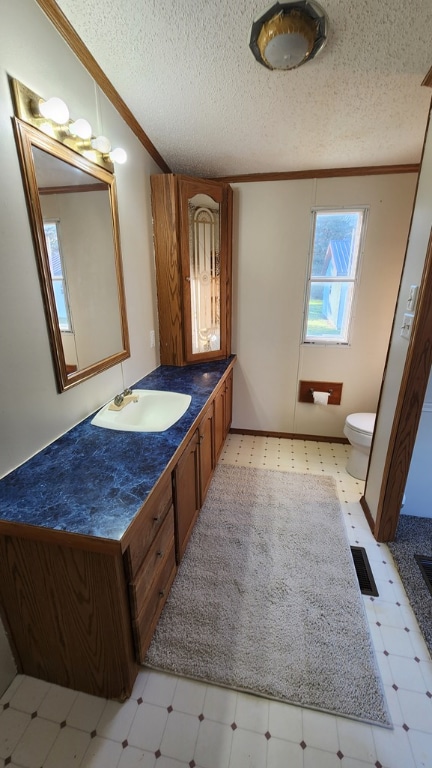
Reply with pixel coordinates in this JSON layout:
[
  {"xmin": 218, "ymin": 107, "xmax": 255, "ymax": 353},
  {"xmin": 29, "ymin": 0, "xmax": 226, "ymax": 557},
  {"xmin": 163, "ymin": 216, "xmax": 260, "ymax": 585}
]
[
  {"xmin": 38, "ymin": 96, "xmax": 70, "ymax": 124},
  {"xmin": 10, "ymin": 77, "xmax": 127, "ymax": 171},
  {"xmin": 69, "ymin": 118, "xmax": 92, "ymax": 139}
]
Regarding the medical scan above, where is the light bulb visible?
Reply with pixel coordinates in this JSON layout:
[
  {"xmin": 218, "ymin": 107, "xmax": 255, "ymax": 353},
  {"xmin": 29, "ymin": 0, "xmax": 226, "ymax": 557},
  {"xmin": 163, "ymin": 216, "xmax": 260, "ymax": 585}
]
[
  {"xmin": 39, "ymin": 97, "xmax": 69, "ymax": 125},
  {"xmin": 91, "ymin": 135, "xmax": 111, "ymax": 153},
  {"xmin": 69, "ymin": 118, "xmax": 92, "ymax": 139},
  {"xmin": 39, "ymin": 121, "xmax": 56, "ymax": 138},
  {"xmin": 109, "ymin": 147, "xmax": 127, "ymax": 164}
]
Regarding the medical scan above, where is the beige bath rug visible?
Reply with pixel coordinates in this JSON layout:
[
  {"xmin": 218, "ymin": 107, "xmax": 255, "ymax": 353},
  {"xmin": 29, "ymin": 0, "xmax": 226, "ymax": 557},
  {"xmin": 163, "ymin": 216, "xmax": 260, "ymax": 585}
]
[{"xmin": 145, "ymin": 465, "xmax": 390, "ymax": 727}]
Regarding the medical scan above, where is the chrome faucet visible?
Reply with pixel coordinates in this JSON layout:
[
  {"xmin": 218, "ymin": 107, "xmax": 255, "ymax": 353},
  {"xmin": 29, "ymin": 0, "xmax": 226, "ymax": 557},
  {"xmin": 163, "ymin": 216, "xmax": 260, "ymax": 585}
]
[{"xmin": 113, "ymin": 388, "xmax": 133, "ymax": 407}]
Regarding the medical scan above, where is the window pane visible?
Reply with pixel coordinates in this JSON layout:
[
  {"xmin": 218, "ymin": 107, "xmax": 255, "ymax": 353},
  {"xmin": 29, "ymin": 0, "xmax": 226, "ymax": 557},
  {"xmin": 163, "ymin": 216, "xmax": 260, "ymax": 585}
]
[
  {"xmin": 305, "ymin": 281, "xmax": 354, "ymax": 342},
  {"xmin": 52, "ymin": 281, "xmax": 69, "ymax": 330},
  {"xmin": 43, "ymin": 221, "xmax": 72, "ymax": 332},
  {"xmin": 311, "ymin": 211, "xmax": 363, "ymax": 278},
  {"xmin": 303, "ymin": 207, "xmax": 367, "ymax": 344},
  {"xmin": 44, "ymin": 222, "xmax": 63, "ymax": 277}
]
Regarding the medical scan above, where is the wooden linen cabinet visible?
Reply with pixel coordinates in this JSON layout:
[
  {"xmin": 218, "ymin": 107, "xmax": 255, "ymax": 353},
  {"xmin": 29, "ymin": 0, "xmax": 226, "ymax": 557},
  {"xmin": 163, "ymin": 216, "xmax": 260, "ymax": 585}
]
[
  {"xmin": 151, "ymin": 174, "xmax": 233, "ymax": 366},
  {"xmin": 151, "ymin": 172, "xmax": 234, "ymax": 563}
]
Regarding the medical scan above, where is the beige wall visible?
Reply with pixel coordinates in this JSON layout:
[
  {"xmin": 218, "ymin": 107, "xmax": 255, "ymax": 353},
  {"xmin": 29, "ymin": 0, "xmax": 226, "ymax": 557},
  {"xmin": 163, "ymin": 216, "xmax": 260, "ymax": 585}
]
[{"xmin": 231, "ymin": 174, "xmax": 417, "ymax": 436}]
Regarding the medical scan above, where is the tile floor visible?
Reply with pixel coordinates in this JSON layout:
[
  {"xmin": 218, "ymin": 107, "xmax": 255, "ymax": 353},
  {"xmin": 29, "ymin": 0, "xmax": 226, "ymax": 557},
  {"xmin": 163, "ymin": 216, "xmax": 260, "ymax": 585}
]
[{"xmin": 1, "ymin": 434, "xmax": 432, "ymax": 768}]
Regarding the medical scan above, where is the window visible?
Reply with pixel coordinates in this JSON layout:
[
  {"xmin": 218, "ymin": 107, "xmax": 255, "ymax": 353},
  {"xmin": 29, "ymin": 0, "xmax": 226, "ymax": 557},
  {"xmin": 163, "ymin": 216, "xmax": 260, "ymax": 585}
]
[
  {"xmin": 43, "ymin": 220, "xmax": 72, "ymax": 332},
  {"xmin": 303, "ymin": 208, "xmax": 368, "ymax": 344}
]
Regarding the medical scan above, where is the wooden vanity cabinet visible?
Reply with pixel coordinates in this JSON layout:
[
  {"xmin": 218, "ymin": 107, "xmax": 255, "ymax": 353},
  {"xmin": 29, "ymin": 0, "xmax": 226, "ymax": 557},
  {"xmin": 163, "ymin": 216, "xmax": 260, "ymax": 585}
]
[
  {"xmin": 0, "ymin": 363, "xmax": 235, "ymax": 699},
  {"xmin": 0, "ymin": 529, "xmax": 138, "ymax": 701},
  {"xmin": 0, "ymin": 471, "xmax": 178, "ymax": 699},
  {"xmin": 214, "ymin": 369, "xmax": 233, "ymax": 460},
  {"xmin": 173, "ymin": 400, "xmax": 217, "ymax": 564},
  {"xmin": 173, "ymin": 430, "xmax": 200, "ymax": 563},
  {"xmin": 123, "ymin": 472, "xmax": 173, "ymax": 578},
  {"xmin": 123, "ymin": 472, "xmax": 177, "ymax": 664},
  {"xmin": 198, "ymin": 401, "xmax": 215, "ymax": 502},
  {"xmin": 151, "ymin": 174, "xmax": 233, "ymax": 366},
  {"xmin": 225, "ymin": 370, "xmax": 233, "ymax": 433}
]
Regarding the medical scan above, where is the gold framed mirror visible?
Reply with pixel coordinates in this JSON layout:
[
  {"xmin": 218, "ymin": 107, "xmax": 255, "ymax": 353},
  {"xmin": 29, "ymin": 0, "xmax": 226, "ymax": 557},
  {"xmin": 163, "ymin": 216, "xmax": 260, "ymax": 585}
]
[{"xmin": 13, "ymin": 117, "xmax": 130, "ymax": 392}]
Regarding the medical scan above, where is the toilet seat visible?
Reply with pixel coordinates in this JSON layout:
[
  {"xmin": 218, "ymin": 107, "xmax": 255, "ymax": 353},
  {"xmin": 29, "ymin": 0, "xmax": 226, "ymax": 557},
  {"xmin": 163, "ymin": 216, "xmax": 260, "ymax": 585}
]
[{"xmin": 345, "ymin": 412, "xmax": 375, "ymax": 436}]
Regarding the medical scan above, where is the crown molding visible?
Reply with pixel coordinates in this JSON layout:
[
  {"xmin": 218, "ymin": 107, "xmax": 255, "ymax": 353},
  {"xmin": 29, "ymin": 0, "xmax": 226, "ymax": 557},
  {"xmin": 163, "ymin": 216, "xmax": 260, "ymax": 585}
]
[{"xmin": 213, "ymin": 164, "xmax": 420, "ymax": 184}]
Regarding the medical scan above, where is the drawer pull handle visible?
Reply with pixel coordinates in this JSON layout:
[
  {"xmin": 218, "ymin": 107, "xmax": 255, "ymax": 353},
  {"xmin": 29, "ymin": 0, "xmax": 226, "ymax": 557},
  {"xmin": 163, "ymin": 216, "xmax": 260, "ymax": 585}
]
[
  {"xmin": 157, "ymin": 550, "xmax": 164, "ymax": 558},
  {"xmin": 159, "ymin": 589, "xmax": 165, "ymax": 598}
]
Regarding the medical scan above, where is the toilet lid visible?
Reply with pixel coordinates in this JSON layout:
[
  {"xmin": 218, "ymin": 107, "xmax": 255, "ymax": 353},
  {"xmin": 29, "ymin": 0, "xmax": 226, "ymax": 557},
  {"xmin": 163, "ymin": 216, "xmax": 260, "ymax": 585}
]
[{"xmin": 345, "ymin": 412, "xmax": 376, "ymax": 435}]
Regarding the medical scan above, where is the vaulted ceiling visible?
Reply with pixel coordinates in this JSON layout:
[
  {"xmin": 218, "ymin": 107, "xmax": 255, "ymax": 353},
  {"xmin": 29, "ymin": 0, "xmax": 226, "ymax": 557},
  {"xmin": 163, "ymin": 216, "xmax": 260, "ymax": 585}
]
[{"xmin": 52, "ymin": 0, "xmax": 432, "ymax": 178}]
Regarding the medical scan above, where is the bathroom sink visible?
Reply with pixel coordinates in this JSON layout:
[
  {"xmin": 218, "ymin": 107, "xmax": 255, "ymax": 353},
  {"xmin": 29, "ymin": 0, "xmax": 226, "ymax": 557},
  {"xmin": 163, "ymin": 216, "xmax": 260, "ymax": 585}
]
[{"xmin": 91, "ymin": 390, "xmax": 192, "ymax": 433}]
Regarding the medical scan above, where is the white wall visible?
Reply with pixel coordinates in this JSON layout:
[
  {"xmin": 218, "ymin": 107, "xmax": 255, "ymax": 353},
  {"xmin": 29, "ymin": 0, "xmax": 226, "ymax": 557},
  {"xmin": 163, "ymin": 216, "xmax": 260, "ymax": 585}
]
[
  {"xmin": 0, "ymin": 0, "xmax": 163, "ymax": 693},
  {"xmin": 231, "ymin": 174, "xmax": 417, "ymax": 436},
  {"xmin": 365, "ymin": 105, "xmax": 432, "ymax": 523}
]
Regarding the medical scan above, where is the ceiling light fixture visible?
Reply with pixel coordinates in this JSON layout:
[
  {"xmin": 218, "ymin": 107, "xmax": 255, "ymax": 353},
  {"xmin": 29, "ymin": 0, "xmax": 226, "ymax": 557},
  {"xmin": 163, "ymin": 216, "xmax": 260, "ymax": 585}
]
[
  {"xmin": 11, "ymin": 79, "xmax": 128, "ymax": 170},
  {"xmin": 249, "ymin": 0, "xmax": 328, "ymax": 71}
]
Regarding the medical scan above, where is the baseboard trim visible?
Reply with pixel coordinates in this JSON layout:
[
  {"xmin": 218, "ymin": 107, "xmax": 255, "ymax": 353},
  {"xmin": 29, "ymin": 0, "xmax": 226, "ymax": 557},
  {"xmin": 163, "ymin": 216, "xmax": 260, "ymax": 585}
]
[
  {"xmin": 229, "ymin": 428, "xmax": 348, "ymax": 444},
  {"xmin": 360, "ymin": 495, "xmax": 376, "ymax": 536}
]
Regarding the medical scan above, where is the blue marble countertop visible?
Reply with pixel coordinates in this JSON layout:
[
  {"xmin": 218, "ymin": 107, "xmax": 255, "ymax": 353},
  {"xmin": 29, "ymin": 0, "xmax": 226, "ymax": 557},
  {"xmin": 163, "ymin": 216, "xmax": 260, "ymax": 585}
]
[{"xmin": 0, "ymin": 358, "xmax": 235, "ymax": 542}]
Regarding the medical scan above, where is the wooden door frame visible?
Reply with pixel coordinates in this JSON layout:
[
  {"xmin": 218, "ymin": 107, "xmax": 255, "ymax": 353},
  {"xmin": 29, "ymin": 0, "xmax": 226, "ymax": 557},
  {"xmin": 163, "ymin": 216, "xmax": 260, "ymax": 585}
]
[{"xmin": 373, "ymin": 227, "xmax": 432, "ymax": 541}]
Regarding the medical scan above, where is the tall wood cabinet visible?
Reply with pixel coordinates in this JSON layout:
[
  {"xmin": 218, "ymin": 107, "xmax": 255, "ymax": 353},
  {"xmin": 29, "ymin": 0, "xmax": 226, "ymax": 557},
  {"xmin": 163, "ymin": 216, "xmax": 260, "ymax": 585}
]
[{"xmin": 151, "ymin": 174, "xmax": 233, "ymax": 366}]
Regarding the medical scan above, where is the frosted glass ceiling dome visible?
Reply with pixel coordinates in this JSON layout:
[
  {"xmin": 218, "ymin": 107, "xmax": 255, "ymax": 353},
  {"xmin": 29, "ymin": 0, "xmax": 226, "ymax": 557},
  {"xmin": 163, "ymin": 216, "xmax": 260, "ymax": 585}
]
[{"xmin": 249, "ymin": 0, "xmax": 329, "ymax": 71}]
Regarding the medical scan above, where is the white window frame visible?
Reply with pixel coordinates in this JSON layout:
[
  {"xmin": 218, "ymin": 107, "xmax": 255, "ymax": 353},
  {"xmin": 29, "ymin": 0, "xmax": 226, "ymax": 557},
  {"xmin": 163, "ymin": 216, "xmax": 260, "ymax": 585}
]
[{"xmin": 302, "ymin": 206, "xmax": 368, "ymax": 345}]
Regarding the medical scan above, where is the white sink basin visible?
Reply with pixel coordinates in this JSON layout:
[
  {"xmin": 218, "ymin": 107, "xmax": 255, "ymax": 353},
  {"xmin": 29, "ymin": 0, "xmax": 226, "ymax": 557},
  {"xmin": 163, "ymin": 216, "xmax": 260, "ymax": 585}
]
[{"xmin": 91, "ymin": 390, "xmax": 192, "ymax": 433}]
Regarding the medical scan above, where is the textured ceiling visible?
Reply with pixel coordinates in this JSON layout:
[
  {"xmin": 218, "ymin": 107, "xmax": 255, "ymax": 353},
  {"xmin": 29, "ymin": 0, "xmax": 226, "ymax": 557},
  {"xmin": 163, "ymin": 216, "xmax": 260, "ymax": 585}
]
[{"xmin": 52, "ymin": 0, "xmax": 432, "ymax": 177}]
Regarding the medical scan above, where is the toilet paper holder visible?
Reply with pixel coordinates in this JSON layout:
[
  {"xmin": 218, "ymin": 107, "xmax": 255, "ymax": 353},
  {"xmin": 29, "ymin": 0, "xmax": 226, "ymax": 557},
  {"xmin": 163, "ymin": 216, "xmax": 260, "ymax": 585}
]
[{"xmin": 298, "ymin": 380, "xmax": 343, "ymax": 405}]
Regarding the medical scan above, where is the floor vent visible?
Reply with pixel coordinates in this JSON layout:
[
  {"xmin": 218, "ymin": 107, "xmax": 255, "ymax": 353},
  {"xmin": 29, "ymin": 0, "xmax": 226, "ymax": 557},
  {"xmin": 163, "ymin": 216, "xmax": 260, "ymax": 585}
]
[
  {"xmin": 350, "ymin": 546, "xmax": 379, "ymax": 596},
  {"xmin": 414, "ymin": 555, "xmax": 432, "ymax": 597}
]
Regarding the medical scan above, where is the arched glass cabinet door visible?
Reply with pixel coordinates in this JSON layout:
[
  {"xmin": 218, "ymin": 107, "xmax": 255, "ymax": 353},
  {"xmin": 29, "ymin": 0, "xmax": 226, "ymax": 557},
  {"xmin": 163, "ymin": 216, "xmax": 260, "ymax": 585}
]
[{"xmin": 179, "ymin": 178, "xmax": 231, "ymax": 364}]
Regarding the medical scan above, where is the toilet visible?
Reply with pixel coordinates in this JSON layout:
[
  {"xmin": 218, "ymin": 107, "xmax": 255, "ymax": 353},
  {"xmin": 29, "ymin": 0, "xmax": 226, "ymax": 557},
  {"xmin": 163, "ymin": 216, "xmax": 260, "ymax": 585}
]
[{"xmin": 343, "ymin": 412, "xmax": 376, "ymax": 480}]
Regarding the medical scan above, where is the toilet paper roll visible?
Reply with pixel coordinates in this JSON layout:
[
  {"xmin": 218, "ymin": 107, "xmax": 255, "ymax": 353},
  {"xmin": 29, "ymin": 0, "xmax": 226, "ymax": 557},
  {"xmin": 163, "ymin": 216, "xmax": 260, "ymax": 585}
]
[{"xmin": 312, "ymin": 391, "xmax": 330, "ymax": 405}]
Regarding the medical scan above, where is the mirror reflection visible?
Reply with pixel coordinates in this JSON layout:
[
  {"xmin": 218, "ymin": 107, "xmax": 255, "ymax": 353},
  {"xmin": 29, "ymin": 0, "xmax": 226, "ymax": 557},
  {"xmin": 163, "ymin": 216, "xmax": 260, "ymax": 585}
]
[
  {"xmin": 14, "ymin": 118, "xmax": 129, "ymax": 391},
  {"xmin": 188, "ymin": 193, "xmax": 221, "ymax": 355}
]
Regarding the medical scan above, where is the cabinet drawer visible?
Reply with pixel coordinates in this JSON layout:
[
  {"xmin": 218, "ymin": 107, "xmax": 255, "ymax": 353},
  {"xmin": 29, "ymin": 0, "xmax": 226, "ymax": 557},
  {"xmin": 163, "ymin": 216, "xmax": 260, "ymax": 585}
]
[
  {"xmin": 129, "ymin": 508, "xmax": 175, "ymax": 616},
  {"xmin": 124, "ymin": 475, "xmax": 173, "ymax": 579},
  {"xmin": 132, "ymin": 546, "xmax": 176, "ymax": 663}
]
